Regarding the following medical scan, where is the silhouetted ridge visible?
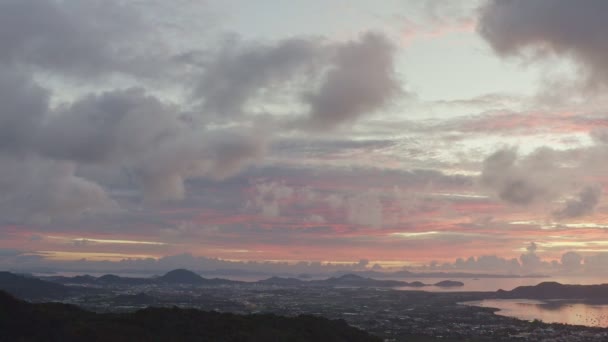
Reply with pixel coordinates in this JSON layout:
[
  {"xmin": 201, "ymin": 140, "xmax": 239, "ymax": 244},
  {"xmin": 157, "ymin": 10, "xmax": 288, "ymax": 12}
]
[
  {"xmin": 498, "ymin": 282, "xmax": 608, "ymax": 299},
  {"xmin": 0, "ymin": 290, "xmax": 380, "ymax": 342},
  {"xmin": 434, "ymin": 280, "xmax": 464, "ymax": 287},
  {"xmin": 158, "ymin": 269, "xmax": 204, "ymax": 284},
  {"xmin": 336, "ymin": 274, "xmax": 366, "ymax": 281},
  {"xmin": 0, "ymin": 271, "xmax": 70, "ymax": 300}
]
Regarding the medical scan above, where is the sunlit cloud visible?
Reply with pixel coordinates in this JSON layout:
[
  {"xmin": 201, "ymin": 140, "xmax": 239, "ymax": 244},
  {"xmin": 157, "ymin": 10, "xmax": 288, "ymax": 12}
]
[
  {"xmin": 38, "ymin": 251, "xmax": 158, "ymax": 261},
  {"xmin": 47, "ymin": 236, "xmax": 167, "ymax": 246}
]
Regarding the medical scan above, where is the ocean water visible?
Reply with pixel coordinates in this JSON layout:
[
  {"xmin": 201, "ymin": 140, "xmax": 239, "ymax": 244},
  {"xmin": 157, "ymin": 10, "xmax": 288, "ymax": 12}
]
[{"xmin": 463, "ymin": 299, "xmax": 608, "ymax": 328}]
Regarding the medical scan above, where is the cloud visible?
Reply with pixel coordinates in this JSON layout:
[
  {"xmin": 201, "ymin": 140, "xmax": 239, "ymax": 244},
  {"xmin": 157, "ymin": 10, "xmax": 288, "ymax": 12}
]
[
  {"xmin": 0, "ymin": 0, "xmax": 153, "ymax": 76},
  {"xmin": 553, "ymin": 185, "xmax": 602, "ymax": 220},
  {"xmin": 0, "ymin": 67, "xmax": 48, "ymax": 154},
  {"xmin": 345, "ymin": 192, "xmax": 384, "ymax": 227},
  {"xmin": 526, "ymin": 241, "xmax": 538, "ymax": 254},
  {"xmin": 0, "ymin": 157, "xmax": 114, "ymax": 223},
  {"xmin": 303, "ymin": 32, "xmax": 400, "ymax": 130},
  {"xmin": 0, "ymin": 249, "xmax": 24, "ymax": 257},
  {"xmin": 478, "ymin": 0, "xmax": 608, "ymax": 87},
  {"xmin": 480, "ymin": 148, "xmax": 563, "ymax": 205},
  {"xmin": 38, "ymin": 88, "xmax": 179, "ymax": 163},
  {"xmin": 196, "ymin": 36, "xmax": 326, "ymax": 117},
  {"xmin": 248, "ymin": 181, "xmax": 295, "ymax": 218},
  {"xmin": 195, "ymin": 31, "xmax": 401, "ymax": 131},
  {"xmin": 479, "ymin": 145, "xmax": 606, "ymax": 221},
  {"xmin": 519, "ymin": 242, "xmax": 547, "ymax": 271},
  {"xmin": 450, "ymin": 255, "xmax": 521, "ymax": 273},
  {"xmin": 136, "ymin": 130, "xmax": 267, "ymax": 202},
  {"xmin": 560, "ymin": 251, "xmax": 583, "ymax": 270}
]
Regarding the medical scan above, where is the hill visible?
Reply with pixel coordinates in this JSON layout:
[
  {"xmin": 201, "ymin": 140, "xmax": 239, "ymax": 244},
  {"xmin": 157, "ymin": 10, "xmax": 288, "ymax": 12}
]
[
  {"xmin": 157, "ymin": 268, "xmax": 204, "ymax": 284},
  {"xmin": 0, "ymin": 290, "xmax": 380, "ymax": 342},
  {"xmin": 434, "ymin": 280, "xmax": 464, "ymax": 287},
  {"xmin": 46, "ymin": 269, "xmax": 242, "ymax": 286},
  {"xmin": 0, "ymin": 272, "xmax": 71, "ymax": 300},
  {"xmin": 262, "ymin": 274, "xmax": 463, "ymax": 288},
  {"xmin": 497, "ymin": 282, "xmax": 608, "ymax": 300}
]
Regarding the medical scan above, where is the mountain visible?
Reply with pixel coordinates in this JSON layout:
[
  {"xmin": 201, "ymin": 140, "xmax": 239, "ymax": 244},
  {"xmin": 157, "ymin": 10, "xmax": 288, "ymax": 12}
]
[
  {"xmin": 497, "ymin": 282, "xmax": 608, "ymax": 300},
  {"xmin": 40, "ymin": 270, "xmax": 464, "ymax": 289},
  {"xmin": 0, "ymin": 272, "xmax": 71, "ymax": 300},
  {"xmin": 258, "ymin": 274, "xmax": 465, "ymax": 288},
  {"xmin": 45, "ymin": 274, "xmax": 97, "ymax": 285},
  {"xmin": 0, "ymin": 290, "xmax": 380, "ymax": 342},
  {"xmin": 157, "ymin": 269, "xmax": 204, "ymax": 284},
  {"xmin": 334, "ymin": 270, "xmax": 545, "ymax": 279},
  {"xmin": 45, "ymin": 269, "xmax": 242, "ymax": 286},
  {"xmin": 157, "ymin": 269, "xmax": 241, "ymax": 285}
]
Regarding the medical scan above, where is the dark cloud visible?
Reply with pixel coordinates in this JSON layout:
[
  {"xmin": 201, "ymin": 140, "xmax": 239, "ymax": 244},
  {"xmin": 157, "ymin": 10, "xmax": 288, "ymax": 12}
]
[
  {"xmin": 478, "ymin": 0, "xmax": 608, "ymax": 87},
  {"xmin": 0, "ymin": 2, "xmax": 402, "ymax": 227},
  {"xmin": 0, "ymin": 157, "xmax": 114, "ymax": 224},
  {"xmin": 0, "ymin": 66, "xmax": 119, "ymax": 222},
  {"xmin": 195, "ymin": 31, "xmax": 401, "ymax": 131},
  {"xmin": 135, "ymin": 130, "xmax": 267, "ymax": 202},
  {"xmin": 38, "ymin": 88, "xmax": 179, "ymax": 163},
  {"xmin": 196, "ymin": 36, "xmax": 326, "ymax": 117},
  {"xmin": 479, "ymin": 147, "xmax": 576, "ymax": 206},
  {"xmin": 480, "ymin": 149, "xmax": 549, "ymax": 205},
  {"xmin": 480, "ymin": 145, "xmax": 605, "ymax": 221},
  {"xmin": 303, "ymin": 32, "xmax": 400, "ymax": 130},
  {"xmin": 0, "ymin": 67, "xmax": 48, "ymax": 153},
  {"xmin": 553, "ymin": 185, "xmax": 602, "ymax": 220},
  {"xmin": 0, "ymin": 0, "xmax": 159, "ymax": 77}
]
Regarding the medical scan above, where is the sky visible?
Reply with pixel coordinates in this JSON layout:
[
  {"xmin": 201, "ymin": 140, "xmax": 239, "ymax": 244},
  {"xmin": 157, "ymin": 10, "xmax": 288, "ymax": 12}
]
[{"xmin": 2, "ymin": 0, "xmax": 608, "ymax": 275}]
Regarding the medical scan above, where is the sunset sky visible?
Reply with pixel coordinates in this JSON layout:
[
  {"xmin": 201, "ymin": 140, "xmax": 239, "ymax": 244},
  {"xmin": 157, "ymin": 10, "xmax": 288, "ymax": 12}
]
[{"xmin": 2, "ymin": 0, "xmax": 608, "ymax": 274}]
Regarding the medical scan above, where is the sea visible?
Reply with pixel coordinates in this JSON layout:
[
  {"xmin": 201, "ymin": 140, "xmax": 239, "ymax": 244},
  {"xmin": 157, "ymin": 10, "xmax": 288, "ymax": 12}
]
[{"xmin": 462, "ymin": 299, "xmax": 608, "ymax": 328}]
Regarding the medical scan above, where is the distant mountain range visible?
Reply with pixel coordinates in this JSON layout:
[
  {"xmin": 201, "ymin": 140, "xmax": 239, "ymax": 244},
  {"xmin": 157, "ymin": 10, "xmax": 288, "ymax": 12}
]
[
  {"xmin": 0, "ymin": 271, "xmax": 72, "ymax": 300},
  {"xmin": 332, "ymin": 270, "xmax": 546, "ymax": 279},
  {"xmin": 167, "ymin": 268, "xmax": 546, "ymax": 279},
  {"xmin": 259, "ymin": 274, "xmax": 464, "ymax": 288},
  {"xmin": 0, "ymin": 290, "xmax": 380, "ymax": 342},
  {"xmin": 9, "ymin": 270, "xmax": 608, "ymax": 304},
  {"xmin": 41, "ymin": 269, "xmax": 464, "ymax": 288},
  {"xmin": 0, "ymin": 270, "xmax": 465, "ymax": 301},
  {"xmin": 43, "ymin": 269, "xmax": 241, "ymax": 287}
]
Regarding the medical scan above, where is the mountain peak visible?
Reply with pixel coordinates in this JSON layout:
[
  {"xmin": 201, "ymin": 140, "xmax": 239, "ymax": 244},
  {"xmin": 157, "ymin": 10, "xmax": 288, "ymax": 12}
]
[
  {"xmin": 159, "ymin": 269, "xmax": 204, "ymax": 283},
  {"xmin": 336, "ymin": 274, "xmax": 365, "ymax": 281}
]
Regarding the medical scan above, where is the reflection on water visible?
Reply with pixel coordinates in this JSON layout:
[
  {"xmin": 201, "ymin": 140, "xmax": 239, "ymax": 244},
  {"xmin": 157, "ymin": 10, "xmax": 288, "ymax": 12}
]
[{"xmin": 464, "ymin": 299, "xmax": 608, "ymax": 327}]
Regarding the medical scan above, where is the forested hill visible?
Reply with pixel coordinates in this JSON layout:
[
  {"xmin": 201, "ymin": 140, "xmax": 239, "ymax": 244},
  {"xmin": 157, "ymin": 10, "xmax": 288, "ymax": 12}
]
[{"xmin": 0, "ymin": 290, "xmax": 380, "ymax": 342}]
